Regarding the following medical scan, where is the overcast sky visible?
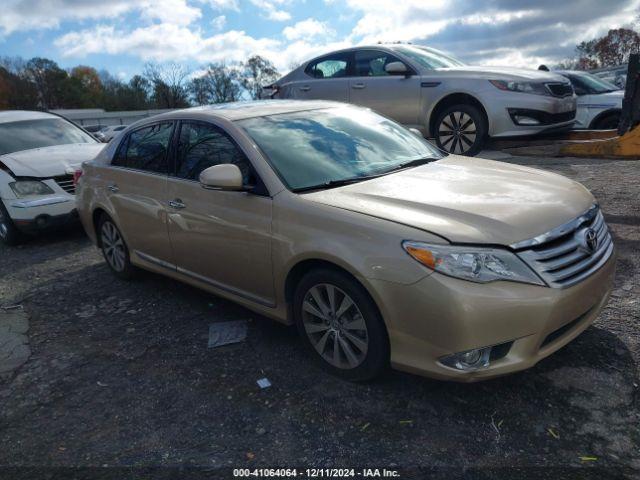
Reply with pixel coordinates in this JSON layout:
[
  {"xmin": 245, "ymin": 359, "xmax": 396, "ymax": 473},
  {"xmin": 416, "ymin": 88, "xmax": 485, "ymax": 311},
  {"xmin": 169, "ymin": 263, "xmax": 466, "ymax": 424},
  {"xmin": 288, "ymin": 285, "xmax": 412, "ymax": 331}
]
[{"xmin": 2, "ymin": 0, "xmax": 639, "ymax": 78}]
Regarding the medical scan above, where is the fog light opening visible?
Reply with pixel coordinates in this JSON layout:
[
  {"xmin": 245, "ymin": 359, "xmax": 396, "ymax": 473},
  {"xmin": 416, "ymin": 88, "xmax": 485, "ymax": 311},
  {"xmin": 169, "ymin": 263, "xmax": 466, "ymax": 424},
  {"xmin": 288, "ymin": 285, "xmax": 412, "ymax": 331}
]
[
  {"xmin": 440, "ymin": 346, "xmax": 492, "ymax": 372},
  {"xmin": 513, "ymin": 115, "xmax": 541, "ymax": 126}
]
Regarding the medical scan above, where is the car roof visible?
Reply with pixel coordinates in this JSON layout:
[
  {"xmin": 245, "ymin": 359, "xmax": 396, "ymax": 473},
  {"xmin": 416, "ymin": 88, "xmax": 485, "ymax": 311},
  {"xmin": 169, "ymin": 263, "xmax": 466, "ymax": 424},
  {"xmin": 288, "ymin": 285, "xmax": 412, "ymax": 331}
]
[
  {"xmin": 0, "ymin": 110, "xmax": 58, "ymax": 124},
  {"xmin": 152, "ymin": 99, "xmax": 347, "ymax": 122}
]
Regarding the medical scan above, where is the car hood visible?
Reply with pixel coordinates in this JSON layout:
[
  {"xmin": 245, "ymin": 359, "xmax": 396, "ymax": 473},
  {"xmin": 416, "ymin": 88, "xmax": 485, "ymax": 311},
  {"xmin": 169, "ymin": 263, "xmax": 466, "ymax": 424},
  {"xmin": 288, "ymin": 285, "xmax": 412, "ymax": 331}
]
[
  {"xmin": 435, "ymin": 65, "xmax": 569, "ymax": 83},
  {"xmin": 0, "ymin": 143, "xmax": 104, "ymax": 178},
  {"xmin": 303, "ymin": 156, "xmax": 595, "ymax": 246}
]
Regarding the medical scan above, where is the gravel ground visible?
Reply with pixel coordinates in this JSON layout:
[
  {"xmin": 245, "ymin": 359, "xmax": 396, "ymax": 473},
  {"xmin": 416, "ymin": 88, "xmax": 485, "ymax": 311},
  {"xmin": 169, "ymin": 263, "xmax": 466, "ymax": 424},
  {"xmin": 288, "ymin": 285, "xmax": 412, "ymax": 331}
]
[{"xmin": 0, "ymin": 156, "xmax": 638, "ymax": 479}]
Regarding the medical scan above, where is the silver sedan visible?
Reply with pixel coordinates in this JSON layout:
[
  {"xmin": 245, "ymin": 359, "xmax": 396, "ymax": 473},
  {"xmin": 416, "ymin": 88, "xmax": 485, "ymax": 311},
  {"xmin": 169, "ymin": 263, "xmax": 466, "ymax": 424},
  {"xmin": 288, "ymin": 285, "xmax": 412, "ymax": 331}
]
[{"xmin": 270, "ymin": 44, "xmax": 577, "ymax": 156}]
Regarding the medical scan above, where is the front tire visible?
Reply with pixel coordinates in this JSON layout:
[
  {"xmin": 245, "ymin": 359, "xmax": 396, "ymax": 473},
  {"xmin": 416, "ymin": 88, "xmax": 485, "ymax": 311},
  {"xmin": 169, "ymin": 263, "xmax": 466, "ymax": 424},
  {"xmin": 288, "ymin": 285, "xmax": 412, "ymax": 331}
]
[
  {"xmin": 97, "ymin": 214, "xmax": 136, "ymax": 280},
  {"xmin": 293, "ymin": 269, "xmax": 389, "ymax": 381},
  {"xmin": 592, "ymin": 112, "xmax": 620, "ymax": 130},
  {"xmin": 434, "ymin": 104, "xmax": 487, "ymax": 156},
  {"xmin": 0, "ymin": 200, "xmax": 25, "ymax": 246}
]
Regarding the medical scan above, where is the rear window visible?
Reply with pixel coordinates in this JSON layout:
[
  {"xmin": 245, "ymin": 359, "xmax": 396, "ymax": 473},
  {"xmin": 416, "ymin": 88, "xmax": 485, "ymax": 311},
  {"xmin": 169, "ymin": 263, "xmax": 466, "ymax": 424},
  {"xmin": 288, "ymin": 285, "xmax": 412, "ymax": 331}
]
[{"xmin": 0, "ymin": 118, "xmax": 97, "ymax": 156}]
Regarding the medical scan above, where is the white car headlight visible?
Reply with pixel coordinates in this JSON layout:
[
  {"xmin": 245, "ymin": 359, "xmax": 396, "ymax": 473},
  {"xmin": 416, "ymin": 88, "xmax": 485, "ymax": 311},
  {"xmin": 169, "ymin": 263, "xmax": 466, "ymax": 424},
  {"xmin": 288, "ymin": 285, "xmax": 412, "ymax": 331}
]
[
  {"xmin": 9, "ymin": 181, "xmax": 55, "ymax": 198},
  {"xmin": 402, "ymin": 241, "xmax": 545, "ymax": 286},
  {"xmin": 489, "ymin": 79, "xmax": 550, "ymax": 96}
]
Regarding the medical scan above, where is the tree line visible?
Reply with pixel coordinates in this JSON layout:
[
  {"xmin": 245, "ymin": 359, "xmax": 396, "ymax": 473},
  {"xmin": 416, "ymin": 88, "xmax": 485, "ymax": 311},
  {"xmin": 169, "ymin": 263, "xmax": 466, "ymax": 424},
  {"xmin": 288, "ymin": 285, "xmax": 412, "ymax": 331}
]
[
  {"xmin": 0, "ymin": 55, "xmax": 279, "ymax": 111},
  {"xmin": 559, "ymin": 27, "xmax": 640, "ymax": 69}
]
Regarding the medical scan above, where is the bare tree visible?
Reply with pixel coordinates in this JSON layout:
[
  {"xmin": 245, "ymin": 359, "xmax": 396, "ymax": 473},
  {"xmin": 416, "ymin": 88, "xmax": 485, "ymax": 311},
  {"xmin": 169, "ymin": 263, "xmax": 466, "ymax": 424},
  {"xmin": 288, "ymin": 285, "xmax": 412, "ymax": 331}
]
[
  {"xmin": 241, "ymin": 55, "xmax": 279, "ymax": 100},
  {"xmin": 143, "ymin": 62, "xmax": 191, "ymax": 108}
]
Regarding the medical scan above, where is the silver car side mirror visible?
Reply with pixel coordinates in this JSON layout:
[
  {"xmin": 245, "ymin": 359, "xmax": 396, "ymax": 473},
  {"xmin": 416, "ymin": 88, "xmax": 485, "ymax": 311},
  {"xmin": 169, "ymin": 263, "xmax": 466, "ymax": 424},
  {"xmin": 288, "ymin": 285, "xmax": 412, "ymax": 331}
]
[
  {"xmin": 408, "ymin": 128, "xmax": 423, "ymax": 137},
  {"xmin": 385, "ymin": 62, "xmax": 409, "ymax": 76},
  {"xmin": 199, "ymin": 164, "xmax": 244, "ymax": 191}
]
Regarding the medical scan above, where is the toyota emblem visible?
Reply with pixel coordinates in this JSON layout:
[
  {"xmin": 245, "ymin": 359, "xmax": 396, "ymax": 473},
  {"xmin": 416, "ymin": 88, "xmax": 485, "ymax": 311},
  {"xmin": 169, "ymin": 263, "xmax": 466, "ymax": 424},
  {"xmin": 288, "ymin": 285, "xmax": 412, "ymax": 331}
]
[{"xmin": 584, "ymin": 228, "xmax": 598, "ymax": 253}]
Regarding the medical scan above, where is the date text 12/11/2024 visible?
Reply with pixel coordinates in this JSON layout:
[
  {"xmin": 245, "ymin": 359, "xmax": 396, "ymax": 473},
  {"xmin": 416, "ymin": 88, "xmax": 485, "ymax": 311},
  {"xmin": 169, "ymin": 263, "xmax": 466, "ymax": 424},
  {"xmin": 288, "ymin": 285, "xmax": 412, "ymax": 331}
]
[{"xmin": 233, "ymin": 468, "xmax": 401, "ymax": 478}]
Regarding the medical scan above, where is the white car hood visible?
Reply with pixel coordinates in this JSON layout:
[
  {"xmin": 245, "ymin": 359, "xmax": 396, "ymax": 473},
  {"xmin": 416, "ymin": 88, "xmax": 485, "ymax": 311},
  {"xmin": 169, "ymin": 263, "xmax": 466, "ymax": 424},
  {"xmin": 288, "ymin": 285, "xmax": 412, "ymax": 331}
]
[
  {"xmin": 436, "ymin": 66, "xmax": 568, "ymax": 82},
  {"xmin": 0, "ymin": 143, "xmax": 104, "ymax": 178}
]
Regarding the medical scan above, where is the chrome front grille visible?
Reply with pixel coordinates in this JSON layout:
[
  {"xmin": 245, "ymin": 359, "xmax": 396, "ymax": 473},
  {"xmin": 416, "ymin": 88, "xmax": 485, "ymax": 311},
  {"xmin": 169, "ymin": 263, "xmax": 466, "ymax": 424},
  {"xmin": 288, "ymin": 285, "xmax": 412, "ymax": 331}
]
[
  {"xmin": 545, "ymin": 82, "xmax": 574, "ymax": 97},
  {"xmin": 514, "ymin": 206, "xmax": 614, "ymax": 288},
  {"xmin": 54, "ymin": 175, "xmax": 75, "ymax": 195}
]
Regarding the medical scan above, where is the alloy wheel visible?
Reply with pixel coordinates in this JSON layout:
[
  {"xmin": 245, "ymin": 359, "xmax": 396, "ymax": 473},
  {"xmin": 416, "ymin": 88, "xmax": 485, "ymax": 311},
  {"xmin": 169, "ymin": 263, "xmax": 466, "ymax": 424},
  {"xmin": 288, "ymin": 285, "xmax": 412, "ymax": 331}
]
[
  {"xmin": 438, "ymin": 111, "xmax": 477, "ymax": 154},
  {"xmin": 101, "ymin": 221, "xmax": 126, "ymax": 272},
  {"xmin": 301, "ymin": 283, "xmax": 369, "ymax": 369}
]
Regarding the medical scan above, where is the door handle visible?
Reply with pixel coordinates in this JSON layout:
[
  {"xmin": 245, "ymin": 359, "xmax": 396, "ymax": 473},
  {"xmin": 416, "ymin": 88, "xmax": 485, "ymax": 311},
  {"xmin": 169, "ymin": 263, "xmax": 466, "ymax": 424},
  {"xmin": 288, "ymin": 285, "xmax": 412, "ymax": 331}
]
[
  {"xmin": 299, "ymin": 85, "xmax": 311, "ymax": 92},
  {"xmin": 107, "ymin": 184, "xmax": 119, "ymax": 193},
  {"xmin": 351, "ymin": 83, "xmax": 366, "ymax": 89},
  {"xmin": 168, "ymin": 199, "xmax": 186, "ymax": 209}
]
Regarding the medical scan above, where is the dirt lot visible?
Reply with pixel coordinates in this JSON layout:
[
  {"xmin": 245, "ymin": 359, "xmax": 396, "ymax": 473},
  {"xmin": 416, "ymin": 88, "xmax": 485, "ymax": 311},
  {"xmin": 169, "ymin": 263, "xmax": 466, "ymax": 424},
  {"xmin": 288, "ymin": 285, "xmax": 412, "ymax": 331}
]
[{"xmin": 0, "ymin": 155, "xmax": 638, "ymax": 478}]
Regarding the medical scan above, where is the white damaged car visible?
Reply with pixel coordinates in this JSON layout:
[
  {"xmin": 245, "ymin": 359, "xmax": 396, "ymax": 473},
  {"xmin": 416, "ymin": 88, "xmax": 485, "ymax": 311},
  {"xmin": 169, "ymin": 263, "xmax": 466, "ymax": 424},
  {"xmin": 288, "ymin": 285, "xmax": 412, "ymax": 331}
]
[{"xmin": 0, "ymin": 111, "xmax": 104, "ymax": 245}]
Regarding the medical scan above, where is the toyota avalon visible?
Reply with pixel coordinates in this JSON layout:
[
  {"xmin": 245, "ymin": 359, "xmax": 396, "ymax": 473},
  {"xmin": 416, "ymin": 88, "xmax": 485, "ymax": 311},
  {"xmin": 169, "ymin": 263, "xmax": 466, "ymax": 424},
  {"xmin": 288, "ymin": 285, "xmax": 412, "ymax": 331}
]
[{"xmin": 77, "ymin": 101, "xmax": 615, "ymax": 382}]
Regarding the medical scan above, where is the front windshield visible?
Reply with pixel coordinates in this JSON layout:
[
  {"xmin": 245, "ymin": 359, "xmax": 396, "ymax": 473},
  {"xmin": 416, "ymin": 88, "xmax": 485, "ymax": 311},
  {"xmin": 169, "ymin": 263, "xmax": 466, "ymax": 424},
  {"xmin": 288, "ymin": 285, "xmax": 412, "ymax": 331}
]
[
  {"xmin": 238, "ymin": 107, "xmax": 443, "ymax": 191},
  {"xmin": 0, "ymin": 118, "xmax": 97, "ymax": 156},
  {"xmin": 394, "ymin": 45, "xmax": 466, "ymax": 69},
  {"xmin": 569, "ymin": 73, "xmax": 620, "ymax": 94}
]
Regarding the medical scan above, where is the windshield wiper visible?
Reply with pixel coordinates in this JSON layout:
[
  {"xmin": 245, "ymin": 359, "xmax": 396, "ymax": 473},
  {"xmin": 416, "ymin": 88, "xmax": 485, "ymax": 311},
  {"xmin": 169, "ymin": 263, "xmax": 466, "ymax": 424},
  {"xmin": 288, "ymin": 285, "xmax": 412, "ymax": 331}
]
[
  {"xmin": 292, "ymin": 157, "xmax": 437, "ymax": 193},
  {"xmin": 379, "ymin": 157, "xmax": 436, "ymax": 173},
  {"xmin": 293, "ymin": 175, "xmax": 382, "ymax": 193}
]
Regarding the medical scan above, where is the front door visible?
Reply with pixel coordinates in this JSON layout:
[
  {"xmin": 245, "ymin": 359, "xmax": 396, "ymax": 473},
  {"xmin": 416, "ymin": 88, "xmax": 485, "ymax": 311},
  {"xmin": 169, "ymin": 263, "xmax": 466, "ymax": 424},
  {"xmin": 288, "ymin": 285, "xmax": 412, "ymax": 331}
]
[
  {"xmin": 106, "ymin": 122, "xmax": 174, "ymax": 266},
  {"xmin": 166, "ymin": 120, "xmax": 275, "ymax": 306},
  {"xmin": 348, "ymin": 49, "xmax": 421, "ymax": 126}
]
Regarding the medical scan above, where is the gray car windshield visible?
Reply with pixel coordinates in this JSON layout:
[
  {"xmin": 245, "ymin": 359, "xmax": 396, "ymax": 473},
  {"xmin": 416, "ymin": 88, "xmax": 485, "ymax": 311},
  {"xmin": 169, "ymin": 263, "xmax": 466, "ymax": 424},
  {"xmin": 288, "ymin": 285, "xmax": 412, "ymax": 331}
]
[
  {"xmin": 238, "ymin": 107, "xmax": 444, "ymax": 191},
  {"xmin": 0, "ymin": 118, "xmax": 96, "ymax": 156},
  {"xmin": 568, "ymin": 72, "xmax": 620, "ymax": 94},
  {"xmin": 394, "ymin": 46, "xmax": 466, "ymax": 69}
]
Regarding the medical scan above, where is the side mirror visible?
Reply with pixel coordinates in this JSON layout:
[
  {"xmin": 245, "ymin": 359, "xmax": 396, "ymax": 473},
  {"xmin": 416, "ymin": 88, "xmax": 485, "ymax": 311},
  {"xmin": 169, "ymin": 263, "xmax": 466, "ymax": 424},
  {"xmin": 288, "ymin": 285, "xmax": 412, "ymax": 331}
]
[
  {"xmin": 408, "ymin": 127, "xmax": 423, "ymax": 137},
  {"xmin": 573, "ymin": 87, "xmax": 587, "ymax": 96},
  {"xmin": 199, "ymin": 164, "xmax": 244, "ymax": 191},
  {"xmin": 385, "ymin": 62, "xmax": 409, "ymax": 76}
]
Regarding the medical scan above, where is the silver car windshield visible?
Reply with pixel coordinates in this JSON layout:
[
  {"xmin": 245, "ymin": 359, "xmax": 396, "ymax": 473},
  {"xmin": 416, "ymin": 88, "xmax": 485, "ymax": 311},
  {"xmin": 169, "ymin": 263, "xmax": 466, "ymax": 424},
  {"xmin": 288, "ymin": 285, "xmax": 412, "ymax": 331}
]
[
  {"xmin": 394, "ymin": 45, "xmax": 466, "ymax": 69},
  {"xmin": 0, "ymin": 118, "xmax": 97, "ymax": 155},
  {"xmin": 238, "ymin": 106, "xmax": 444, "ymax": 191}
]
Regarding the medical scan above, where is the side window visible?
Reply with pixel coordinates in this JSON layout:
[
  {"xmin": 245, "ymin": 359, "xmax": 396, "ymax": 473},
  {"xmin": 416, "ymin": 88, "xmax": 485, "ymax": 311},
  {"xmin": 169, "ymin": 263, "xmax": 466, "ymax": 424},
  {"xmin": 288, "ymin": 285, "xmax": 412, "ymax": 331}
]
[
  {"xmin": 305, "ymin": 54, "xmax": 350, "ymax": 79},
  {"xmin": 354, "ymin": 50, "xmax": 406, "ymax": 77},
  {"xmin": 112, "ymin": 122, "xmax": 173, "ymax": 173},
  {"xmin": 175, "ymin": 121, "xmax": 253, "ymax": 184}
]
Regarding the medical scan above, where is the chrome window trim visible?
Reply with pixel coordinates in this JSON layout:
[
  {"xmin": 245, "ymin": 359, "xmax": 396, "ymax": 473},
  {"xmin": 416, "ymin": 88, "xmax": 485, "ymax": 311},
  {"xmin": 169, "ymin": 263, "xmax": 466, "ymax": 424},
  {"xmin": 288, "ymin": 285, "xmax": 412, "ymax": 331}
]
[{"xmin": 510, "ymin": 204, "xmax": 599, "ymax": 250}]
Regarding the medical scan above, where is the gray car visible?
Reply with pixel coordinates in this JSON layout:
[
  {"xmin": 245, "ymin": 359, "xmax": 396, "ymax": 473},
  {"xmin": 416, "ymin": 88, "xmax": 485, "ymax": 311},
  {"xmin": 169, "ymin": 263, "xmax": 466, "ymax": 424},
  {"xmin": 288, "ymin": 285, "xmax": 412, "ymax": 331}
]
[{"xmin": 270, "ymin": 45, "xmax": 577, "ymax": 155}]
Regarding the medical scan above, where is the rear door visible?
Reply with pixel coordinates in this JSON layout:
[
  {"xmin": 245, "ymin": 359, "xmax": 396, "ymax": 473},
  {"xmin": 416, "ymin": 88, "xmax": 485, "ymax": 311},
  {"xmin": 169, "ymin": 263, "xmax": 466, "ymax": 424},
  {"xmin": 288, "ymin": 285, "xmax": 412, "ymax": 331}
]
[
  {"xmin": 348, "ymin": 49, "xmax": 421, "ymax": 125},
  {"xmin": 165, "ymin": 120, "xmax": 275, "ymax": 306},
  {"xmin": 105, "ymin": 122, "xmax": 174, "ymax": 266},
  {"xmin": 292, "ymin": 52, "xmax": 352, "ymax": 102}
]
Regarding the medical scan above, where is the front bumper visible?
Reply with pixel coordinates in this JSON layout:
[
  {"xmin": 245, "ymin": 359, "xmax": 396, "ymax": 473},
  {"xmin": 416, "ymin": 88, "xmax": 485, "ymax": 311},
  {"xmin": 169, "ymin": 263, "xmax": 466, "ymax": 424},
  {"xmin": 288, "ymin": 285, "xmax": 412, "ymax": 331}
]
[
  {"xmin": 4, "ymin": 194, "xmax": 79, "ymax": 234},
  {"xmin": 484, "ymin": 91, "xmax": 577, "ymax": 138},
  {"xmin": 367, "ymin": 249, "xmax": 616, "ymax": 381}
]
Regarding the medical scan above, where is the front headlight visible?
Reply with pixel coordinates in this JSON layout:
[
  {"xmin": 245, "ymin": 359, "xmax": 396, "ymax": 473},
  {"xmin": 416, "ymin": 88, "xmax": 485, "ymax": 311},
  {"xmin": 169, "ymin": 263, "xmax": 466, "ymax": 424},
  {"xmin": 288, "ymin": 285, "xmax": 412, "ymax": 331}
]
[
  {"xmin": 489, "ymin": 79, "xmax": 549, "ymax": 96},
  {"xmin": 402, "ymin": 241, "xmax": 545, "ymax": 286},
  {"xmin": 9, "ymin": 181, "xmax": 55, "ymax": 198}
]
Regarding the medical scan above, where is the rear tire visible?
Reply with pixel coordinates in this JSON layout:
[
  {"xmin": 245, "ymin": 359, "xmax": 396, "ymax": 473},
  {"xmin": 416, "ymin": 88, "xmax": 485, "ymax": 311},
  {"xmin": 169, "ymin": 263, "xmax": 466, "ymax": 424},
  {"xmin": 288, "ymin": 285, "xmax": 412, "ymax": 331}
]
[
  {"xmin": 591, "ymin": 112, "xmax": 620, "ymax": 130},
  {"xmin": 434, "ymin": 104, "xmax": 487, "ymax": 156},
  {"xmin": 293, "ymin": 268, "xmax": 389, "ymax": 382},
  {"xmin": 0, "ymin": 200, "xmax": 25, "ymax": 246},
  {"xmin": 97, "ymin": 214, "xmax": 136, "ymax": 280}
]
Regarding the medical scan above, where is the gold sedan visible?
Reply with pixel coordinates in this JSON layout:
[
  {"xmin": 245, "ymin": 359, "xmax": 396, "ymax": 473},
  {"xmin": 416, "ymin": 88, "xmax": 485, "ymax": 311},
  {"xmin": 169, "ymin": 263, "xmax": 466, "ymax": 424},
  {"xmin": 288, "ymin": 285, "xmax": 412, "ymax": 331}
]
[{"xmin": 77, "ymin": 101, "xmax": 615, "ymax": 381}]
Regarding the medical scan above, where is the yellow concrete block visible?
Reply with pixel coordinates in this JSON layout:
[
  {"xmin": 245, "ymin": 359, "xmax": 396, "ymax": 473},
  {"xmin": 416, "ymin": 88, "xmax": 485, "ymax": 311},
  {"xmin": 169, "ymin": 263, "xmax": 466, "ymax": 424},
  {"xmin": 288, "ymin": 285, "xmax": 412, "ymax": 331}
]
[{"xmin": 560, "ymin": 126, "xmax": 640, "ymax": 159}]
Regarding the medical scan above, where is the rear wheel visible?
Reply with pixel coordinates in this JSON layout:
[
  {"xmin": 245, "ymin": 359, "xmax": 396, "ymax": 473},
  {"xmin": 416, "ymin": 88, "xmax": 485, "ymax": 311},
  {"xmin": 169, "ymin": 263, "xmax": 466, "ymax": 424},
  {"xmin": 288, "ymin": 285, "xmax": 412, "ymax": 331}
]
[
  {"xmin": 97, "ymin": 214, "xmax": 136, "ymax": 279},
  {"xmin": 0, "ymin": 200, "xmax": 25, "ymax": 246},
  {"xmin": 434, "ymin": 104, "xmax": 487, "ymax": 156},
  {"xmin": 293, "ymin": 269, "xmax": 389, "ymax": 381}
]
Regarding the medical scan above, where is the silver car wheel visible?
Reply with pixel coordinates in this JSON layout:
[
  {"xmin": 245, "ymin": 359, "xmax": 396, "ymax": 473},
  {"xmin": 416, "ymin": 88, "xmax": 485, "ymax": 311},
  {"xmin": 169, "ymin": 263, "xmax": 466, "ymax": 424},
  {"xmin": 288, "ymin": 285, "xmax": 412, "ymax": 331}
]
[
  {"xmin": 438, "ymin": 112, "xmax": 477, "ymax": 154},
  {"xmin": 302, "ymin": 283, "xmax": 369, "ymax": 370},
  {"xmin": 101, "ymin": 221, "xmax": 126, "ymax": 272}
]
